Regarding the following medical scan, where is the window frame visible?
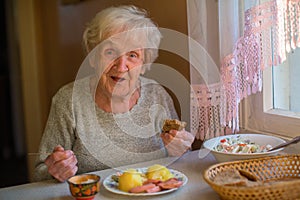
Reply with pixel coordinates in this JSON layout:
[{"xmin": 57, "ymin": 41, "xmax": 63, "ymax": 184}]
[{"xmin": 241, "ymin": 66, "xmax": 300, "ymax": 139}]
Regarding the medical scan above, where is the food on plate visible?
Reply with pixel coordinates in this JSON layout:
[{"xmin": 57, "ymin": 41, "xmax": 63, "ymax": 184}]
[
  {"xmin": 213, "ymin": 168, "xmax": 262, "ymax": 187},
  {"xmin": 129, "ymin": 177, "xmax": 183, "ymax": 194},
  {"xmin": 118, "ymin": 169, "xmax": 144, "ymax": 192},
  {"xmin": 162, "ymin": 119, "xmax": 187, "ymax": 132},
  {"xmin": 157, "ymin": 178, "xmax": 184, "ymax": 189},
  {"xmin": 213, "ymin": 135, "xmax": 272, "ymax": 153},
  {"xmin": 115, "ymin": 165, "xmax": 183, "ymax": 193},
  {"xmin": 129, "ymin": 183, "xmax": 159, "ymax": 193},
  {"xmin": 146, "ymin": 164, "xmax": 174, "ymax": 181}
]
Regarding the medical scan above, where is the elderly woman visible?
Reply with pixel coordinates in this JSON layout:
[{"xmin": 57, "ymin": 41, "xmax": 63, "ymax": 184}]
[{"xmin": 34, "ymin": 5, "xmax": 194, "ymax": 182}]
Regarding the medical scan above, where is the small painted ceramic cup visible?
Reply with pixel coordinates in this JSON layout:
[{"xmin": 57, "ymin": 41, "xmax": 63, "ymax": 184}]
[{"xmin": 67, "ymin": 174, "xmax": 101, "ymax": 200}]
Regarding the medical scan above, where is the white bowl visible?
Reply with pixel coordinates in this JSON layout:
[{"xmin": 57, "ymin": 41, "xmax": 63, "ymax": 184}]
[{"xmin": 203, "ymin": 133, "xmax": 286, "ymax": 162}]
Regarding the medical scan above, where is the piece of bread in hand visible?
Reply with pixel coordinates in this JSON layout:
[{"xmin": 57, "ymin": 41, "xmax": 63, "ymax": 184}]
[{"xmin": 162, "ymin": 119, "xmax": 187, "ymax": 132}]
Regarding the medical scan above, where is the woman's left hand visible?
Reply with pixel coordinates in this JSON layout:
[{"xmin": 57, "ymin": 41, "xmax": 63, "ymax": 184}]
[{"xmin": 161, "ymin": 129, "xmax": 195, "ymax": 157}]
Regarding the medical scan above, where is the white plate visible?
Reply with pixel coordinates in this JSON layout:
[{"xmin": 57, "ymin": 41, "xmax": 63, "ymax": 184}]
[{"xmin": 103, "ymin": 168, "xmax": 188, "ymax": 196}]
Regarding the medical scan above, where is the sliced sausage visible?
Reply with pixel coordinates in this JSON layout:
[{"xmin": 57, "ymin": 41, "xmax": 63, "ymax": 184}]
[
  {"xmin": 143, "ymin": 179, "xmax": 161, "ymax": 185},
  {"xmin": 158, "ymin": 178, "xmax": 183, "ymax": 190},
  {"xmin": 146, "ymin": 186, "xmax": 162, "ymax": 193},
  {"xmin": 129, "ymin": 183, "xmax": 156, "ymax": 193}
]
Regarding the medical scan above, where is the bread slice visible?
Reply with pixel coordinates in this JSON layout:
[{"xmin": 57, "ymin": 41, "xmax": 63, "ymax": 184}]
[
  {"xmin": 213, "ymin": 169, "xmax": 248, "ymax": 186},
  {"xmin": 162, "ymin": 119, "xmax": 187, "ymax": 132}
]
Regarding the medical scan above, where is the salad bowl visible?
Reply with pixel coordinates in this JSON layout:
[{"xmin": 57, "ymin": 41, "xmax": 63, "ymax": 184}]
[{"xmin": 202, "ymin": 133, "xmax": 286, "ymax": 162}]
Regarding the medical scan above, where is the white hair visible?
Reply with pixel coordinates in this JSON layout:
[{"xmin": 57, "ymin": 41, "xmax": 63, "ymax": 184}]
[{"xmin": 83, "ymin": 5, "xmax": 162, "ymax": 65}]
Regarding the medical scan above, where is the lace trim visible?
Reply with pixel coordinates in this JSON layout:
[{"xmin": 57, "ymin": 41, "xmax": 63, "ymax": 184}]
[{"xmin": 191, "ymin": 83, "xmax": 233, "ymax": 140}]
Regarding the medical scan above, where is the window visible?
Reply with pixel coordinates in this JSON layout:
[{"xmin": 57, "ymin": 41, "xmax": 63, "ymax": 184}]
[
  {"xmin": 273, "ymin": 48, "xmax": 300, "ymax": 113},
  {"xmin": 188, "ymin": 0, "xmax": 300, "ymax": 139},
  {"xmin": 239, "ymin": 0, "xmax": 300, "ymax": 139},
  {"xmin": 241, "ymin": 47, "xmax": 300, "ymax": 138}
]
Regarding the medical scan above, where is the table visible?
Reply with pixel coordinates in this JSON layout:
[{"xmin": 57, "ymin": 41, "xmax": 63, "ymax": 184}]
[
  {"xmin": 0, "ymin": 149, "xmax": 220, "ymax": 200},
  {"xmin": 0, "ymin": 145, "xmax": 299, "ymax": 200}
]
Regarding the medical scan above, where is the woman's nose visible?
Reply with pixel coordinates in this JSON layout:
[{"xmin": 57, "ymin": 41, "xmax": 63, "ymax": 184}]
[{"xmin": 114, "ymin": 55, "xmax": 129, "ymax": 72}]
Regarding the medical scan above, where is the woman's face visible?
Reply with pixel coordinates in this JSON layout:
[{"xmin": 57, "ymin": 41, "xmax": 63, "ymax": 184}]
[{"xmin": 95, "ymin": 37, "xmax": 145, "ymax": 98}]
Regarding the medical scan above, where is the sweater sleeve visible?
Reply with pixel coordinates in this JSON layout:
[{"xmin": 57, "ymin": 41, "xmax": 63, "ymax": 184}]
[
  {"xmin": 164, "ymin": 90, "xmax": 179, "ymax": 120},
  {"xmin": 33, "ymin": 87, "xmax": 76, "ymax": 182},
  {"xmin": 149, "ymin": 82, "xmax": 180, "ymax": 133},
  {"xmin": 157, "ymin": 84, "xmax": 179, "ymax": 120}
]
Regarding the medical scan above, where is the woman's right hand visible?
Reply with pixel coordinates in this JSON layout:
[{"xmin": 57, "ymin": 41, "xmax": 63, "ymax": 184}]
[
  {"xmin": 44, "ymin": 145, "xmax": 78, "ymax": 182},
  {"xmin": 161, "ymin": 129, "xmax": 195, "ymax": 157}
]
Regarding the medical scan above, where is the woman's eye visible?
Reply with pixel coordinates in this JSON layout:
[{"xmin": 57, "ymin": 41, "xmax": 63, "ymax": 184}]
[
  {"xmin": 104, "ymin": 49, "xmax": 117, "ymax": 58},
  {"xmin": 128, "ymin": 52, "xmax": 138, "ymax": 58}
]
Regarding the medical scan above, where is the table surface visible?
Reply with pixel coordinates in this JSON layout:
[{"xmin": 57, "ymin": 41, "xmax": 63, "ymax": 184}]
[{"xmin": 0, "ymin": 144, "xmax": 299, "ymax": 200}]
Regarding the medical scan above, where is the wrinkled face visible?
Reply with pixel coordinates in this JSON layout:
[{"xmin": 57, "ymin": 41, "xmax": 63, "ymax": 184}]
[{"xmin": 95, "ymin": 35, "xmax": 145, "ymax": 98}]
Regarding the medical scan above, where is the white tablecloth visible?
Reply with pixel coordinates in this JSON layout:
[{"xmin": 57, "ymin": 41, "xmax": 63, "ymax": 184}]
[
  {"xmin": 0, "ymin": 150, "xmax": 220, "ymax": 200},
  {"xmin": 0, "ymin": 144, "xmax": 299, "ymax": 200}
]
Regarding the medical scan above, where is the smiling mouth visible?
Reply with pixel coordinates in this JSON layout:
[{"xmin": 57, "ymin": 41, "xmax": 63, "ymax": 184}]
[{"xmin": 111, "ymin": 76, "xmax": 126, "ymax": 82}]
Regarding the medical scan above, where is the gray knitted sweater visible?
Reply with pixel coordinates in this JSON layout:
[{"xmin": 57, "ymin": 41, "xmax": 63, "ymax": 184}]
[{"xmin": 33, "ymin": 76, "xmax": 178, "ymax": 181}]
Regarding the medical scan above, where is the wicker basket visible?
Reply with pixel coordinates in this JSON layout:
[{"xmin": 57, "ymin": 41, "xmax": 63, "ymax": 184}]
[{"xmin": 203, "ymin": 154, "xmax": 300, "ymax": 200}]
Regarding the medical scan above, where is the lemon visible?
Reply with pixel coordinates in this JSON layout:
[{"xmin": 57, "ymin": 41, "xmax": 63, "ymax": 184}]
[
  {"xmin": 118, "ymin": 169, "xmax": 143, "ymax": 192},
  {"xmin": 146, "ymin": 164, "xmax": 174, "ymax": 181}
]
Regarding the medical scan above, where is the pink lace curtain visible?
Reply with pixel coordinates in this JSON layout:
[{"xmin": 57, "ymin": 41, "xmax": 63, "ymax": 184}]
[{"xmin": 188, "ymin": 0, "xmax": 300, "ymax": 140}]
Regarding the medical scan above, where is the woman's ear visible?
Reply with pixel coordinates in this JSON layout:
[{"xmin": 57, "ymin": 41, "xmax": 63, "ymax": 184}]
[
  {"xmin": 140, "ymin": 63, "xmax": 151, "ymax": 75},
  {"xmin": 141, "ymin": 50, "xmax": 153, "ymax": 74},
  {"xmin": 144, "ymin": 49, "xmax": 151, "ymax": 64},
  {"xmin": 140, "ymin": 66, "xmax": 146, "ymax": 75},
  {"xmin": 88, "ymin": 50, "xmax": 97, "ymax": 69}
]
